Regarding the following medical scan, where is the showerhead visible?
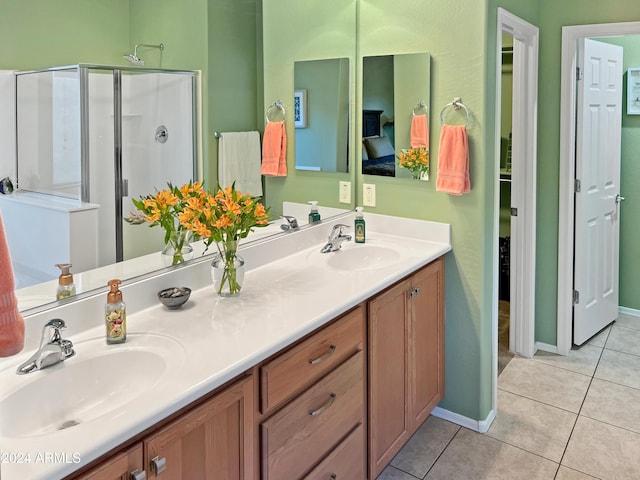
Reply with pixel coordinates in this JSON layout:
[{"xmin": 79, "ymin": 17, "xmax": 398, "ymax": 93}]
[
  {"xmin": 123, "ymin": 43, "xmax": 164, "ymax": 66},
  {"xmin": 123, "ymin": 53, "xmax": 144, "ymax": 65}
]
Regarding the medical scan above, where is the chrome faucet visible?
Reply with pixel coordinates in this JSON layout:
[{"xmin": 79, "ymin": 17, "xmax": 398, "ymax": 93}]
[
  {"xmin": 280, "ymin": 215, "xmax": 299, "ymax": 231},
  {"xmin": 321, "ymin": 224, "xmax": 352, "ymax": 253},
  {"xmin": 16, "ymin": 319, "xmax": 75, "ymax": 375}
]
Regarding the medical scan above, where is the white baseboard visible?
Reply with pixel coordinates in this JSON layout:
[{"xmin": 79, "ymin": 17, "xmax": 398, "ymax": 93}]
[
  {"xmin": 534, "ymin": 342, "xmax": 558, "ymax": 354},
  {"xmin": 431, "ymin": 406, "xmax": 496, "ymax": 433},
  {"xmin": 619, "ymin": 306, "xmax": 640, "ymax": 317}
]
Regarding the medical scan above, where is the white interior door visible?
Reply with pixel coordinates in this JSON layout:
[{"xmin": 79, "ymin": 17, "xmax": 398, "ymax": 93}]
[{"xmin": 574, "ymin": 38, "xmax": 623, "ymax": 346}]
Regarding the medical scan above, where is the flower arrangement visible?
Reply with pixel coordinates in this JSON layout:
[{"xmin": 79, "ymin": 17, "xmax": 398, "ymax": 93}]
[
  {"xmin": 126, "ymin": 183, "xmax": 199, "ymax": 265},
  {"xmin": 177, "ymin": 182, "xmax": 270, "ymax": 296},
  {"xmin": 397, "ymin": 146, "xmax": 430, "ymax": 180},
  {"xmin": 126, "ymin": 182, "xmax": 270, "ymax": 293}
]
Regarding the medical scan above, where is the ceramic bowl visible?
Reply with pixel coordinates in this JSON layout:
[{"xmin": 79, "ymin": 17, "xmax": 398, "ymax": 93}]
[{"xmin": 157, "ymin": 287, "xmax": 191, "ymax": 309}]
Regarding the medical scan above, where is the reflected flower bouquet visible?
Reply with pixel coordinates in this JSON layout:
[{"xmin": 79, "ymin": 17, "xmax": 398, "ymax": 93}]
[{"xmin": 397, "ymin": 146, "xmax": 430, "ymax": 179}]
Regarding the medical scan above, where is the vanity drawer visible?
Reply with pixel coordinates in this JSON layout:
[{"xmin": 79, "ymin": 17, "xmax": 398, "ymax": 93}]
[
  {"xmin": 261, "ymin": 351, "xmax": 364, "ymax": 480},
  {"xmin": 302, "ymin": 423, "xmax": 365, "ymax": 480},
  {"xmin": 259, "ymin": 305, "xmax": 364, "ymax": 412}
]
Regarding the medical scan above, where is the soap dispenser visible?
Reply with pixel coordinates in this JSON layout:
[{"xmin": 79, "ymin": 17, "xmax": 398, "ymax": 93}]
[
  {"xmin": 105, "ymin": 279, "xmax": 126, "ymax": 344},
  {"xmin": 354, "ymin": 207, "xmax": 366, "ymax": 243},
  {"xmin": 308, "ymin": 201, "xmax": 321, "ymax": 223},
  {"xmin": 55, "ymin": 263, "xmax": 76, "ymax": 300}
]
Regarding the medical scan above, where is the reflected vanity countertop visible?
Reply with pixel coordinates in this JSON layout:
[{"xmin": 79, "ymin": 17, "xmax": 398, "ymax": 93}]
[
  {"xmin": 14, "ymin": 201, "xmax": 347, "ymax": 313},
  {"xmin": 0, "ymin": 212, "xmax": 451, "ymax": 480},
  {"xmin": 0, "ymin": 191, "xmax": 100, "ymax": 212}
]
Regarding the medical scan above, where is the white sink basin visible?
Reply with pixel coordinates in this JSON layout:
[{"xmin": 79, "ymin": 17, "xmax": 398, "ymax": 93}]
[
  {"xmin": 0, "ymin": 333, "xmax": 185, "ymax": 438},
  {"xmin": 309, "ymin": 240, "xmax": 401, "ymax": 271}
]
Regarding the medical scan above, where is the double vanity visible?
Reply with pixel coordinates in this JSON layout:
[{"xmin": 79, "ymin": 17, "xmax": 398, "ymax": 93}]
[{"xmin": 0, "ymin": 212, "xmax": 450, "ymax": 480}]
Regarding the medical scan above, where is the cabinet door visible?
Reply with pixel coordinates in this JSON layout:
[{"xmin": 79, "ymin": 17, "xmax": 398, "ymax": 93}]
[
  {"xmin": 368, "ymin": 278, "xmax": 410, "ymax": 478},
  {"xmin": 77, "ymin": 444, "xmax": 144, "ymax": 480},
  {"xmin": 144, "ymin": 375, "xmax": 254, "ymax": 480},
  {"xmin": 408, "ymin": 257, "xmax": 445, "ymax": 427}
]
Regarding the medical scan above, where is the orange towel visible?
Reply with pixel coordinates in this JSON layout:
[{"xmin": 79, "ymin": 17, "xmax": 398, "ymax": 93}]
[
  {"xmin": 410, "ymin": 114, "xmax": 429, "ymax": 149},
  {"xmin": 436, "ymin": 124, "xmax": 470, "ymax": 195},
  {"xmin": 0, "ymin": 213, "xmax": 24, "ymax": 357},
  {"xmin": 261, "ymin": 121, "xmax": 287, "ymax": 176}
]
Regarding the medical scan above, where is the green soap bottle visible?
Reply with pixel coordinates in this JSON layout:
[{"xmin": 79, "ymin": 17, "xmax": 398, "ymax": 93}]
[
  {"xmin": 308, "ymin": 201, "xmax": 321, "ymax": 223},
  {"xmin": 354, "ymin": 207, "xmax": 366, "ymax": 243}
]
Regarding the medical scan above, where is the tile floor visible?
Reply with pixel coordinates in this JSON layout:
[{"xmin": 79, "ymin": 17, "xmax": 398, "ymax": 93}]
[{"xmin": 377, "ymin": 313, "xmax": 640, "ymax": 480}]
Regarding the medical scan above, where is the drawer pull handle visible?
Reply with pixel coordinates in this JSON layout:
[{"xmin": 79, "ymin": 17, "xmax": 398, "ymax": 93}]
[
  {"xmin": 309, "ymin": 344, "xmax": 336, "ymax": 364},
  {"xmin": 130, "ymin": 470, "xmax": 147, "ymax": 480},
  {"xmin": 309, "ymin": 393, "xmax": 336, "ymax": 416},
  {"xmin": 330, "ymin": 475, "xmax": 337, "ymax": 479},
  {"xmin": 150, "ymin": 456, "xmax": 167, "ymax": 475}
]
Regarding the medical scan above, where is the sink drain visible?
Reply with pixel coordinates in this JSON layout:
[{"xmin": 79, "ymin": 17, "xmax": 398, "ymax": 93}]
[{"xmin": 59, "ymin": 420, "xmax": 80, "ymax": 430}]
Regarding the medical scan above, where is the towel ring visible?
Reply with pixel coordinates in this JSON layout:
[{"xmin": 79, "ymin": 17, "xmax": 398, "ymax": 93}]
[
  {"xmin": 412, "ymin": 101, "xmax": 428, "ymax": 116},
  {"xmin": 439, "ymin": 98, "xmax": 470, "ymax": 126},
  {"xmin": 266, "ymin": 101, "xmax": 286, "ymax": 122}
]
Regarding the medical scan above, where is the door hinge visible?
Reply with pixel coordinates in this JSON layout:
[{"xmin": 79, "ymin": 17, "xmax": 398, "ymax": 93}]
[
  {"xmin": 573, "ymin": 290, "xmax": 579, "ymax": 305},
  {"xmin": 574, "ymin": 179, "xmax": 581, "ymax": 193},
  {"xmin": 576, "ymin": 67, "xmax": 583, "ymax": 81},
  {"xmin": 510, "ymin": 207, "xmax": 518, "ymax": 217}
]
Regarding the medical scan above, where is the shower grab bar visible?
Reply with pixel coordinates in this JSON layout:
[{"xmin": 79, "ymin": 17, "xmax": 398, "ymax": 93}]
[{"xmin": 440, "ymin": 97, "xmax": 470, "ymax": 127}]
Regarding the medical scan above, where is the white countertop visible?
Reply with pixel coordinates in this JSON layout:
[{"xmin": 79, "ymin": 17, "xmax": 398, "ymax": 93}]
[{"xmin": 0, "ymin": 212, "xmax": 450, "ymax": 479}]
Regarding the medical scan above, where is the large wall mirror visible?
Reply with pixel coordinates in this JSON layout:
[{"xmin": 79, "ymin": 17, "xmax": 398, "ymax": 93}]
[
  {"xmin": 2, "ymin": 0, "xmax": 355, "ymax": 315},
  {"xmin": 294, "ymin": 58, "xmax": 350, "ymax": 173},
  {"xmin": 361, "ymin": 53, "xmax": 431, "ymax": 178}
]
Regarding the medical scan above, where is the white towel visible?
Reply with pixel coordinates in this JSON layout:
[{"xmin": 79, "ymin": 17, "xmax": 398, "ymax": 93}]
[{"xmin": 218, "ymin": 131, "xmax": 263, "ymax": 196}]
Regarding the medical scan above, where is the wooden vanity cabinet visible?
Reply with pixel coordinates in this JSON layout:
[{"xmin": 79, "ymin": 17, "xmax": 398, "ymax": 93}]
[
  {"xmin": 78, "ymin": 444, "xmax": 144, "ymax": 480},
  {"xmin": 144, "ymin": 374, "xmax": 254, "ymax": 479},
  {"xmin": 74, "ymin": 375, "xmax": 254, "ymax": 480},
  {"xmin": 368, "ymin": 257, "xmax": 445, "ymax": 478},
  {"xmin": 257, "ymin": 305, "xmax": 366, "ymax": 480}
]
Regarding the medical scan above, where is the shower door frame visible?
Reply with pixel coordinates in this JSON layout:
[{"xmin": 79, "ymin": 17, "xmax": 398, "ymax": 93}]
[{"xmin": 78, "ymin": 64, "xmax": 200, "ymax": 262}]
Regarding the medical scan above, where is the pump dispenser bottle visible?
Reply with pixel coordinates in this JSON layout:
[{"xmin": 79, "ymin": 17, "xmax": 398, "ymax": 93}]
[
  {"xmin": 55, "ymin": 263, "xmax": 76, "ymax": 300},
  {"xmin": 105, "ymin": 279, "xmax": 126, "ymax": 344},
  {"xmin": 308, "ymin": 201, "xmax": 321, "ymax": 223},
  {"xmin": 354, "ymin": 207, "xmax": 366, "ymax": 243}
]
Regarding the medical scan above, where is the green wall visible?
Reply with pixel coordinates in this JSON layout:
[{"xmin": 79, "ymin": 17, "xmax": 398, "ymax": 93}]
[{"xmin": 0, "ymin": 0, "xmax": 130, "ymax": 69}]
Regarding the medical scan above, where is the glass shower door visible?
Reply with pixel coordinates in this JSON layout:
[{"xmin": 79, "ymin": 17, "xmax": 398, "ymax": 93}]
[{"xmin": 119, "ymin": 70, "xmax": 197, "ymax": 262}]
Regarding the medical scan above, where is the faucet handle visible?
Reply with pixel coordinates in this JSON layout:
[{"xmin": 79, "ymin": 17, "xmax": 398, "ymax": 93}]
[
  {"xmin": 44, "ymin": 319, "xmax": 66, "ymax": 330},
  {"xmin": 331, "ymin": 223, "xmax": 351, "ymax": 236},
  {"xmin": 41, "ymin": 318, "xmax": 66, "ymax": 345},
  {"xmin": 280, "ymin": 215, "xmax": 299, "ymax": 230}
]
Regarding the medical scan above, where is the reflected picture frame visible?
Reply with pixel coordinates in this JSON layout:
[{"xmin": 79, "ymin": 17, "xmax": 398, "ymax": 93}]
[
  {"xmin": 627, "ymin": 68, "xmax": 640, "ymax": 115},
  {"xmin": 294, "ymin": 89, "xmax": 307, "ymax": 128}
]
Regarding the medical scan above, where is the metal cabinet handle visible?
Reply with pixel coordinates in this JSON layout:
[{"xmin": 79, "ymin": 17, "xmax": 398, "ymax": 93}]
[
  {"xmin": 616, "ymin": 194, "xmax": 626, "ymax": 203},
  {"xmin": 309, "ymin": 393, "xmax": 336, "ymax": 416},
  {"xmin": 407, "ymin": 287, "xmax": 421, "ymax": 298},
  {"xmin": 130, "ymin": 470, "xmax": 147, "ymax": 480},
  {"xmin": 330, "ymin": 475, "xmax": 337, "ymax": 479},
  {"xmin": 150, "ymin": 456, "xmax": 167, "ymax": 475},
  {"xmin": 309, "ymin": 345, "xmax": 336, "ymax": 364}
]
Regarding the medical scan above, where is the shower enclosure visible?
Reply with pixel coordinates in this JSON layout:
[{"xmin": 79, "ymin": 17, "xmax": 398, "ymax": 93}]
[{"xmin": 14, "ymin": 65, "xmax": 199, "ymax": 278}]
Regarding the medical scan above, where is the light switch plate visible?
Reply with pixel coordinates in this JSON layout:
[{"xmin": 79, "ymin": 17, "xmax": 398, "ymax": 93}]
[
  {"xmin": 363, "ymin": 183, "xmax": 376, "ymax": 207},
  {"xmin": 339, "ymin": 181, "xmax": 351, "ymax": 204}
]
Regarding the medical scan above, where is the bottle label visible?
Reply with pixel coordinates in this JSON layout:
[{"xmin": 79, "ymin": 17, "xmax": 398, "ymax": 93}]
[
  {"xmin": 355, "ymin": 223, "xmax": 365, "ymax": 242},
  {"xmin": 106, "ymin": 308, "xmax": 126, "ymax": 342}
]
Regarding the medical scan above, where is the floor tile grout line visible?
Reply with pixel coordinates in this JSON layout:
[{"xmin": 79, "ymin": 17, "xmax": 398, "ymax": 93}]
[
  {"xmin": 555, "ymin": 336, "xmax": 606, "ymax": 474},
  {"xmin": 418, "ymin": 425, "xmax": 462, "ymax": 480},
  {"xmin": 496, "ymin": 386, "xmax": 584, "ymax": 415}
]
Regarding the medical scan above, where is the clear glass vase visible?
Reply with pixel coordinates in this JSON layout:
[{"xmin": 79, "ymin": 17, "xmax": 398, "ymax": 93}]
[
  {"xmin": 210, "ymin": 240, "xmax": 245, "ymax": 297},
  {"xmin": 161, "ymin": 230, "xmax": 194, "ymax": 266}
]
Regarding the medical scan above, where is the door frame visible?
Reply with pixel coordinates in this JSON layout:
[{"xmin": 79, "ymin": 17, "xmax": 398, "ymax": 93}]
[
  {"xmin": 494, "ymin": 8, "xmax": 538, "ymax": 372},
  {"xmin": 557, "ymin": 21, "xmax": 640, "ymax": 355}
]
